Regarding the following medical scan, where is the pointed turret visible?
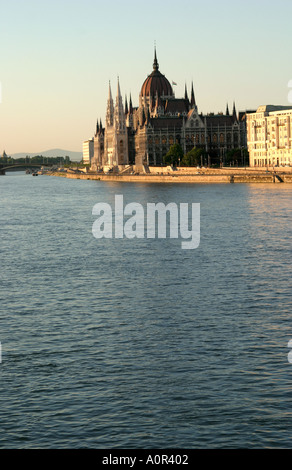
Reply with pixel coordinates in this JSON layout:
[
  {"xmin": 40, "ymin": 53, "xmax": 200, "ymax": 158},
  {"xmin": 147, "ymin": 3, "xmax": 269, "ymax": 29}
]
[
  {"xmin": 106, "ymin": 81, "xmax": 114, "ymax": 128},
  {"xmin": 114, "ymin": 77, "xmax": 126, "ymax": 132},
  {"xmin": 191, "ymin": 82, "xmax": 197, "ymax": 110},
  {"xmin": 226, "ymin": 103, "xmax": 230, "ymax": 116},
  {"xmin": 125, "ymin": 95, "xmax": 128, "ymax": 115},
  {"xmin": 95, "ymin": 119, "xmax": 99, "ymax": 137},
  {"xmin": 232, "ymin": 101, "xmax": 237, "ymax": 120},
  {"xmin": 129, "ymin": 93, "xmax": 133, "ymax": 114},
  {"xmin": 126, "ymin": 93, "xmax": 134, "ymax": 129},
  {"xmin": 184, "ymin": 83, "xmax": 189, "ymax": 101},
  {"xmin": 117, "ymin": 77, "xmax": 121, "ymax": 99}
]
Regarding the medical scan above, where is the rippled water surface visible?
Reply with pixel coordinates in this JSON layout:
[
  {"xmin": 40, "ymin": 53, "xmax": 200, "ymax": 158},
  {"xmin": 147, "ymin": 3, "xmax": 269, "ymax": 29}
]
[{"xmin": 1, "ymin": 172, "xmax": 292, "ymax": 448}]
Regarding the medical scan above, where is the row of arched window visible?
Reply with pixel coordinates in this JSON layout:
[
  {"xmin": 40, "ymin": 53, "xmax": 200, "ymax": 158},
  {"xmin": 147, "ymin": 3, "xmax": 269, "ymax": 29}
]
[{"xmin": 147, "ymin": 133, "xmax": 239, "ymax": 146}]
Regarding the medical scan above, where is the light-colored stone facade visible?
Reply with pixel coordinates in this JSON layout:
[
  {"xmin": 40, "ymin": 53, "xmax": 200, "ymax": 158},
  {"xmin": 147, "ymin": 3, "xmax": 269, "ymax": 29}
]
[
  {"xmin": 247, "ymin": 105, "xmax": 292, "ymax": 167},
  {"xmin": 82, "ymin": 139, "xmax": 94, "ymax": 165}
]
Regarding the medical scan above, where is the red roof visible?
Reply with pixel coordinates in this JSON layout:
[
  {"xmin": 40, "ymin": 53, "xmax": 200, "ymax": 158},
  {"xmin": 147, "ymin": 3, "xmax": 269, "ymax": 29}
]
[{"xmin": 141, "ymin": 70, "xmax": 173, "ymax": 98}]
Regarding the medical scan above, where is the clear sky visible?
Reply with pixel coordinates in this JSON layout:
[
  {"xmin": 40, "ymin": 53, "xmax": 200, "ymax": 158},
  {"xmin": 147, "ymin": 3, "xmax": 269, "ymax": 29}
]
[{"xmin": 1, "ymin": 0, "xmax": 292, "ymax": 155}]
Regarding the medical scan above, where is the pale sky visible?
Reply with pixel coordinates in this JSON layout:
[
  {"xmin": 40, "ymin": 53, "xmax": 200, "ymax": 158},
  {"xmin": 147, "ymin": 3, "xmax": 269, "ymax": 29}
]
[{"xmin": 1, "ymin": 0, "xmax": 292, "ymax": 155}]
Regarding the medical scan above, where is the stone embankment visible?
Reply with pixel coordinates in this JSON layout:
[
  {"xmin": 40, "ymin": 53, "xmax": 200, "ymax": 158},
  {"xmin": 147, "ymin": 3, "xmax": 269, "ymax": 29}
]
[{"xmin": 47, "ymin": 166, "xmax": 292, "ymax": 184}]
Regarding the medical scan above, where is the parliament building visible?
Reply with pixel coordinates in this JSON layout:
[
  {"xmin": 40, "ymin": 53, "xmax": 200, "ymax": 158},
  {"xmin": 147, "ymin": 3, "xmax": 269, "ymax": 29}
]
[{"xmin": 89, "ymin": 49, "xmax": 247, "ymax": 171}]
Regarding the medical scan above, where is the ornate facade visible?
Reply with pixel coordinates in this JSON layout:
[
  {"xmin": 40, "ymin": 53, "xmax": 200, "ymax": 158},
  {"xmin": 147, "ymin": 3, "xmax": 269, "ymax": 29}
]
[{"xmin": 90, "ymin": 50, "xmax": 247, "ymax": 171}]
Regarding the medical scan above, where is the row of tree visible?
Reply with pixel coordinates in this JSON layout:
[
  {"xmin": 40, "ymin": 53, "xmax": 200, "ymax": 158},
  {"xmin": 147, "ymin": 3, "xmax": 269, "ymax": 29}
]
[
  {"xmin": 163, "ymin": 144, "xmax": 249, "ymax": 167},
  {"xmin": 0, "ymin": 154, "xmax": 72, "ymax": 166}
]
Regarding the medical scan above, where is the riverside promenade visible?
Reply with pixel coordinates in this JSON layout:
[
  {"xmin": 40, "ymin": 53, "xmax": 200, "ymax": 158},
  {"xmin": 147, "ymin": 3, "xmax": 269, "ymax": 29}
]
[{"xmin": 48, "ymin": 166, "xmax": 292, "ymax": 184}]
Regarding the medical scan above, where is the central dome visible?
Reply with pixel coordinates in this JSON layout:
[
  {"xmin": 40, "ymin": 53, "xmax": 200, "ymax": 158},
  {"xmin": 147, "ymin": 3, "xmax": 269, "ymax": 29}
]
[{"xmin": 141, "ymin": 50, "xmax": 173, "ymax": 98}]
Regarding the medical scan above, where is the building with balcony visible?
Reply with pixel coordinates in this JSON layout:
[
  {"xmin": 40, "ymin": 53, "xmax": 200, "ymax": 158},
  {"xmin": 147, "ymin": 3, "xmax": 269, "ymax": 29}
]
[{"xmin": 246, "ymin": 105, "xmax": 292, "ymax": 167}]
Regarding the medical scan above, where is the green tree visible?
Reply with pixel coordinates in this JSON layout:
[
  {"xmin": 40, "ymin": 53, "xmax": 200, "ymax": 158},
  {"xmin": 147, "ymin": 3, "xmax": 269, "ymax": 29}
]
[
  {"xmin": 163, "ymin": 144, "xmax": 184, "ymax": 166},
  {"xmin": 181, "ymin": 147, "xmax": 204, "ymax": 167}
]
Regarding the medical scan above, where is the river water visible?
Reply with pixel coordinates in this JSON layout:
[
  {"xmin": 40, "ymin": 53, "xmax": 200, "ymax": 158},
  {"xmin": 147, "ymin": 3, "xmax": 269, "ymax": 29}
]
[{"xmin": 0, "ymin": 172, "xmax": 292, "ymax": 449}]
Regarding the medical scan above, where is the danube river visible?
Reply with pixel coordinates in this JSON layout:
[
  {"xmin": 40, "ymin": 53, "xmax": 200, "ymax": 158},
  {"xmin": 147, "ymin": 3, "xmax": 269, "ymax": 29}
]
[{"xmin": 1, "ymin": 172, "xmax": 292, "ymax": 449}]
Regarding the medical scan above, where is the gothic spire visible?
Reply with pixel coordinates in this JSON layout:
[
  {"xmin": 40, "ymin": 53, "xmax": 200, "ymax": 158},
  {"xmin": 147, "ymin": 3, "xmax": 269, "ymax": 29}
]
[
  {"xmin": 184, "ymin": 83, "xmax": 189, "ymax": 101},
  {"xmin": 191, "ymin": 81, "xmax": 196, "ymax": 109},
  {"xmin": 117, "ymin": 76, "xmax": 121, "ymax": 99},
  {"xmin": 114, "ymin": 77, "xmax": 126, "ymax": 131},
  {"xmin": 95, "ymin": 119, "xmax": 99, "ymax": 137},
  {"xmin": 232, "ymin": 101, "xmax": 237, "ymax": 120},
  {"xmin": 129, "ymin": 93, "xmax": 133, "ymax": 114},
  {"xmin": 125, "ymin": 95, "xmax": 128, "ymax": 115},
  {"xmin": 153, "ymin": 45, "xmax": 159, "ymax": 72},
  {"xmin": 106, "ymin": 81, "xmax": 114, "ymax": 127},
  {"xmin": 226, "ymin": 103, "xmax": 230, "ymax": 116}
]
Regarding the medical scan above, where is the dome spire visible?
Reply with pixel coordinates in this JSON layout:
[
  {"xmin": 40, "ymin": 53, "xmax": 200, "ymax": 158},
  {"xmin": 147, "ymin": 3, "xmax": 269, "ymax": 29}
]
[{"xmin": 153, "ymin": 43, "xmax": 159, "ymax": 71}]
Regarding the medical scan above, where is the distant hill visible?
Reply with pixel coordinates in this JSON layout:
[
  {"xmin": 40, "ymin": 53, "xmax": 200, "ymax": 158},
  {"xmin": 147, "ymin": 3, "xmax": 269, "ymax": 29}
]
[{"xmin": 11, "ymin": 149, "xmax": 83, "ymax": 161}]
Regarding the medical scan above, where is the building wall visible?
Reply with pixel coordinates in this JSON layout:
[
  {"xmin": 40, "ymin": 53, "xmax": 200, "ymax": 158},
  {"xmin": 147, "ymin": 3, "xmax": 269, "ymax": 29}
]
[
  {"xmin": 134, "ymin": 120, "xmax": 246, "ymax": 167},
  {"xmin": 83, "ymin": 139, "xmax": 94, "ymax": 165},
  {"xmin": 247, "ymin": 106, "xmax": 292, "ymax": 167}
]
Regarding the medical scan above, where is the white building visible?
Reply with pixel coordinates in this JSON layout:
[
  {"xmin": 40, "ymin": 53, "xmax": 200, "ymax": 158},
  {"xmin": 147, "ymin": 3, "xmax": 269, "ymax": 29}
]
[
  {"xmin": 82, "ymin": 139, "xmax": 94, "ymax": 165},
  {"xmin": 247, "ymin": 105, "xmax": 292, "ymax": 167}
]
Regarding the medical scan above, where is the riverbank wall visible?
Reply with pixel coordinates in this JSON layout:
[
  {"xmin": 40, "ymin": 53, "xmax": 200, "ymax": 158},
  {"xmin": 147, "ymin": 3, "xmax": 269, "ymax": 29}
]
[{"xmin": 47, "ymin": 168, "xmax": 292, "ymax": 184}]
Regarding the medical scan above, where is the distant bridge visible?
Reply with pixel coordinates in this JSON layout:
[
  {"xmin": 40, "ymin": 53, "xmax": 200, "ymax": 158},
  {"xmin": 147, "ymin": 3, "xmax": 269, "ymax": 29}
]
[{"xmin": 0, "ymin": 163, "xmax": 50, "ymax": 174}]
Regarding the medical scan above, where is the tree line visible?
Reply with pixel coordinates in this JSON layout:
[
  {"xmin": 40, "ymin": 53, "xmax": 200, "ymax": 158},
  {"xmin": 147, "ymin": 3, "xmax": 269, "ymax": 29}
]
[
  {"xmin": 163, "ymin": 144, "xmax": 249, "ymax": 167},
  {"xmin": 0, "ymin": 154, "xmax": 72, "ymax": 166}
]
